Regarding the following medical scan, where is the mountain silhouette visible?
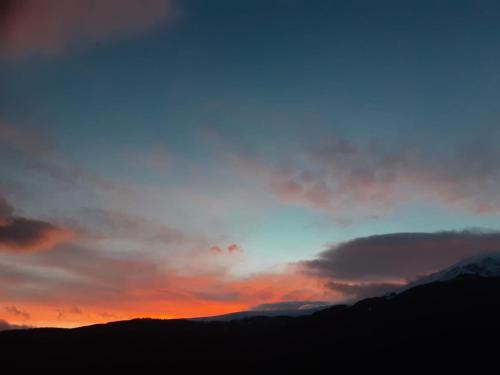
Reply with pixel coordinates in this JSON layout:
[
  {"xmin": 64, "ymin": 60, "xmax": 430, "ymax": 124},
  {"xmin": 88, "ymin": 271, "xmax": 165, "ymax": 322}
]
[{"xmin": 2, "ymin": 255, "xmax": 500, "ymax": 371}]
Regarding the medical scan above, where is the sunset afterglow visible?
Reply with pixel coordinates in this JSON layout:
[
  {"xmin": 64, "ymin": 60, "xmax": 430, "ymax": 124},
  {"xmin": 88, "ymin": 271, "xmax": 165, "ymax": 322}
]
[{"xmin": 2, "ymin": 0, "xmax": 500, "ymax": 329}]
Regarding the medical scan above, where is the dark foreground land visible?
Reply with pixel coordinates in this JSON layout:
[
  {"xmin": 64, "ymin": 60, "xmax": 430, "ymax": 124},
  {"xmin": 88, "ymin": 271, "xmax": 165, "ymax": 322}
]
[{"xmin": 1, "ymin": 276, "xmax": 499, "ymax": 371}]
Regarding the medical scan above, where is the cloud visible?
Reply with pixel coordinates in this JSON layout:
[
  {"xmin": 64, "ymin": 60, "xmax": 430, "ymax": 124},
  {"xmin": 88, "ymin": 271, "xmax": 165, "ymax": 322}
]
[
  {"xmin": 209, "ymin": 244, "xmax": 243, "ymax": 254},
  {"xmin": 251, "ymin": 300, "xmax": 329, "ymax": 312},
  {"xmin": 0, "ymin": 0, "xmax": 175, "ymax": 58},
  {"xmin": 76, "ymin": 208, "xmax": 186, "ymax": 244},
  {"xmin": 0, "ymin": 319, "xmax": 30, "ymax": 332},
  {"xmin": 0, "ymin": 217, "xmax": 74, "ymax": 253},
  {"xmin": 193, "ymin": 291, "xmax": 242, "ymax": 302},
  {"xmin": 0, "ymin": 194, "xmax": 74, "ymax": 252},
  {"xmin": 0, "ymin": 195, "xmax": 13, "ymax": 217},
  {"xmin": 0, "ymin": 240, "xmax": 334, "ymax": 326},
  {"xmin": 210, "ymin": 130, "xmax": 500, "ymax": 219},
  {"xmin": 265, "ymin": 135, "xmax": 500, "ymax": 216},
  {"xmin": 210, "ymin": 245, "xmax": 223, "ymax": 253},
  {"xmin": 56, "ymin": 306, "xmax": 83, "ymax": 320},
  {"xmin": 227, "ymin": 244, "xmax": 242, "ymax": 253},
  {"xmin": 0, "ymin": 123, "xmax": 53, "ymax": 156},
  {"xmin": 4, "ymin": 306, "xmax": 30, "ymax": 321},
  {"xmin": 301, "ymin": 230, "xmax": 500, "ymax": 283},
  {"xmin": 0, "ymin": 123, "xmax": 135, "ymax": 200}
]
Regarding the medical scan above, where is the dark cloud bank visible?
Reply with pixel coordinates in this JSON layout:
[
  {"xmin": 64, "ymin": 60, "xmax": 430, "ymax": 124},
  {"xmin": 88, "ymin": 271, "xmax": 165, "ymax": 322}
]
[
  {"xmin": 0, "ymin": 194, "xmax": 72, "ymax": 252},
  {"xmin": 301, "ymin": 230, "xmax": 500, "ymax": 299}
]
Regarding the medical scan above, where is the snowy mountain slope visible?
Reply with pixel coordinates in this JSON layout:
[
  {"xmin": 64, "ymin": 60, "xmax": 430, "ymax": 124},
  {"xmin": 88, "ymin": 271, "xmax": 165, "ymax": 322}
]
[
  {"xmin": 197, "ymin": 253, "xmax": 500, "ymax": 321},
  {"xmin": 400, "ymin": 252, "xmax": 500, "ymax": 292},
  {"xmin": 191, "ymin": 305, "xmax": 330, "ymax": 322}
]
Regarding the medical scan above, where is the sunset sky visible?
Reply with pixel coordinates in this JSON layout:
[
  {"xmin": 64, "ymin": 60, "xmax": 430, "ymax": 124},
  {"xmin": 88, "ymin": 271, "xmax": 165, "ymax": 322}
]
[{"xmin": 2, "ymin": 0, "xmax": 500, "ymax": 328}]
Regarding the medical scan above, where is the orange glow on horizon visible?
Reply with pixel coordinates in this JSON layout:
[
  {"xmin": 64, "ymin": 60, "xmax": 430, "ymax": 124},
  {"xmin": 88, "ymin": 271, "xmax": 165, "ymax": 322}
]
[{"xmin": 0, "ymin": 271, "xmax": 336, "ymax": 328}]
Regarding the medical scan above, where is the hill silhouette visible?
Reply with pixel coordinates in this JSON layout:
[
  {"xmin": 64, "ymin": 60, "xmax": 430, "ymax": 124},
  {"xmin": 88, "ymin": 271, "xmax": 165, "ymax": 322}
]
[{"xmin": 1, "ymin": 274, "xmax": 500, "ymax": 371}]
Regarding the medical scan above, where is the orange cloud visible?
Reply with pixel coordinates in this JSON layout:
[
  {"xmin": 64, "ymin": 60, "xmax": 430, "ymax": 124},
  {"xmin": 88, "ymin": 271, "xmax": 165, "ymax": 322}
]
[
  {"xmin": 0, "ymin": 0, "xmax": 175, "ymax": 58},
  {"xmin": 97, "ymin": 266, "xmax": 334, "ymax": 325},
  {"xmin": 4, "ymin": 305, "xmax": 30, "ymax": 321}
]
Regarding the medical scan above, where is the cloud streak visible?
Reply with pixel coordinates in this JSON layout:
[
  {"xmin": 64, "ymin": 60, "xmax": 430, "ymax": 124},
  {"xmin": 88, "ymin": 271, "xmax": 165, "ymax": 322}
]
[
  {"xmin": 0, "ymin": 0, "xmax": 175, "ymax": 58},
  {"xmin": 4, "ymin": 306, "xmax": 30, "ymax": 321},
  {"xmin": 75, "ymin": 208, "xmax": 186, "ymax": 244}
]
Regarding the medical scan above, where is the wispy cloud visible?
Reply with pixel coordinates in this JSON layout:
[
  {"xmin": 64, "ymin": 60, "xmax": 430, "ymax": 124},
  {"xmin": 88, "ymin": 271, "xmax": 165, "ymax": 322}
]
[
  {"xmin": 0, "ymin": 240, "xmax": 332, "ymax": 326},
  {"xmin": 4, "ymin": 305, "xmax": 30, "ymax": 321},
  {"xmin": 0, "ymin": 123, "xmax": 53, "ymax": 156},
  {"xmin": 224, "ymin": 133, "xmax": 500, "ymax": 218},
  {"xmin": 75, "ymin": 208, "xmax": 187, "ymax": 244},
  {"xmin": 0, "ymin": 0, "xmax": 175, "ymax": 58}
]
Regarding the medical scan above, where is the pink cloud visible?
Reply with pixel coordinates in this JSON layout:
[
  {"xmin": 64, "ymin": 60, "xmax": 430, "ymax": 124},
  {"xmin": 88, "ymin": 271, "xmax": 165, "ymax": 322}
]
[
  {"xmin": 267, "ymin": 136, "xmax": 500, "ymax": 216},
  {"xmin": 210, "ymin": 245, "xmax": 223, "ymax": 253},
  {"xmin": 201, "ymin": 129, "xmax": 500, "ymax": 218},
  {"xmin": 0, "ymin": 0, "xmax": 175, "ymax": 58},
  {"xmin": 209, "ymin": 244, "xmax": 243, "ymax": 254},
  {"xmin": 227, "ymin": 243, "xmax": 242, "ymax": 253}
]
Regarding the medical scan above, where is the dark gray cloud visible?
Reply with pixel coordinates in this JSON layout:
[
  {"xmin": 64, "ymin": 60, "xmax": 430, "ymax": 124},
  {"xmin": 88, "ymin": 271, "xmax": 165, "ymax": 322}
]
[
  {"xmin": 0, "ymin": 216, "xmax": 72, "ymax": 252},
  {"xmin": 0, "ymin": 319, "xmax": 31, "ymax": 332},
  {"xmin": 0, "ymin": 194, "xmax": 73, "ymax": 252},
  {"xmin": 302, "ymin": 230, "xmax": 500, "ymax": 282}
]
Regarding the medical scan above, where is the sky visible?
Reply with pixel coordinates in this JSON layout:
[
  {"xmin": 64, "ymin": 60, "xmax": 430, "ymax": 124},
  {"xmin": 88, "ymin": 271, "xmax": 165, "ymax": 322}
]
[{"xmin": 1, "ymin": 0, "xmax": 500, "ymax": 328}]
